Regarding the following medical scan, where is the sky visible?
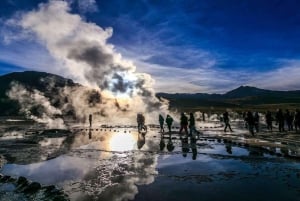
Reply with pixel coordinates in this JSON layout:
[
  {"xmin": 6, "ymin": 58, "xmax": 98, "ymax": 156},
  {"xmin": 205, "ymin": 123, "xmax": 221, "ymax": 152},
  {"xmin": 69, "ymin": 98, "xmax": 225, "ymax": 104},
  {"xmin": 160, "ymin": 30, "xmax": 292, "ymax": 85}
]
[{"xmin": 1, "ymin": 0, "xmax": 300, "ymax": 93}]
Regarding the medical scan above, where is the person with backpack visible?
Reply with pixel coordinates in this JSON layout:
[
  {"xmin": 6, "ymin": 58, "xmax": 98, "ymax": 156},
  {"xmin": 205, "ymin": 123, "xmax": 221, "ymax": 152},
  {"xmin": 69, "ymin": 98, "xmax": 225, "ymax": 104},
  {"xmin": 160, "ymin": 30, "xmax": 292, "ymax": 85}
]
[
  {"xmin": 166, "ymin": 114, "xmax": 174, "ymax": 133},
  {"xmin": 223, "ymin": 111, "xmax": 233, "ymax": 132},
  {"xmin": 179, "ymin": 112, "xmax": 188, "ymax": 135},
  {"xmin": 159, "ymin": 114, "xmax": 164, "ymax": 133}
]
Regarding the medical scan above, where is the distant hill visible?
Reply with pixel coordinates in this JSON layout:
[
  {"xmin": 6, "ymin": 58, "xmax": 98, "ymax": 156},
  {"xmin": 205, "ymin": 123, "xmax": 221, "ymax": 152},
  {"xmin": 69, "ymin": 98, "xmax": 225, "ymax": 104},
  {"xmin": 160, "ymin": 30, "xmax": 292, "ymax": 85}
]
[
  {"xmin": 157, "ymin": 86, "xmax": 300, "ymax": 111},
  {"xmin": 0, "ymin": 71, "xmax": 79, "ymax": 115}
]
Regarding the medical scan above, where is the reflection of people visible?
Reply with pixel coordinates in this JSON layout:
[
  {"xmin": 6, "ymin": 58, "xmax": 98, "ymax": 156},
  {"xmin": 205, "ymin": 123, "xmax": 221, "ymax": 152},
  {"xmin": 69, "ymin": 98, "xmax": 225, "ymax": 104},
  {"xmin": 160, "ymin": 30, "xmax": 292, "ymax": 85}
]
[
  {"xmin": 179, "ymin": 113, "xmax": 188, "ymax": 135},
  {"xmin": 166, "ymin": 114, "xmax": 173, "ymax": 133},
  {"xmin": 225, "ymin": 144, "xmax": 232, "ymax": 154},
  {"xmin": 181, "ymin": 137, "xmax": 189, "ymax": 157},
  {"xmin": 137, "ymin": 113, "xmax": 146, "ymax": 133},
  {"xmin": 190, "ymin": 137, "xmax": 197, "ymax": 160},
  {"xmin": 189, "ymin": 113, "xmax": 196, "ymax": 136},
  {"xmin": 89, "ymin": 114, "xmax": 92, "ymax": 127},
  {"xmin": 167, "ymin": 135, "xmax": 175, "ymax": 152},
  {"xmin": 159, "ymin": 135, "xmax": 165, "ymax": 151},
  {"xmin": 88, "ymin": 129, "xmax": 92, "ymax": 139},
  {"xmin": 137, "ymin": 133, "xmax": 146, "ymax": 149},
  {"xmin": 223, "ymin": 112, "xmax": 233, "ymax": 132},
  {"xmin": 159, "ymin": 114, "xmax": 164, "ymax": 133}
]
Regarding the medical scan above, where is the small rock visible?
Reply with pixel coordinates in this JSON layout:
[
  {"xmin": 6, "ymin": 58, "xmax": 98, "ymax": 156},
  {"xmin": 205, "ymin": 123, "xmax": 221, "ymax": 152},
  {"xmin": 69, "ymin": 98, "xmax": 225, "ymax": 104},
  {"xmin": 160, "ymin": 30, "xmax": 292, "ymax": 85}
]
[
  {"xmin": 23, "ymin": 182, "xmax": 41, "ymax": 193},
  {"xmin": 17, "ymin": 176, "xmax": 28, "ymax": 186},
  {"xmin": 0, "ymin": 175, "xmax": 11, "ymax": 182}
]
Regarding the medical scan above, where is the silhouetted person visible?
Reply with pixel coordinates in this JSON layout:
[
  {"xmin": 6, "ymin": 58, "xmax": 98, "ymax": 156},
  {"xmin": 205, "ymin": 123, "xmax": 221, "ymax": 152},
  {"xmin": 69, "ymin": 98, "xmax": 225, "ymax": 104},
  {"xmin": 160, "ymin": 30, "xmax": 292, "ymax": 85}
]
[
  {"xmin": 276, "ymin": 109, "xmax": 285, "ymax": 132},
  {"xmin": 265, "ymin": 111, "xmax": 273, "ymax": 131},
  {"xmin": 254, "ymin": 112, "xmax": 259, "ymax": 133},
  {"xmin": 285, "ymin": 109, "xmax": 293, "ymax": 131},
  {"xmin": 166, "ymin": 114, "xmax": 174, "ymax": 133},
  {"xmin": 167, "ymin": 136, "xmax": 175, "ymax": 152},
  {"xmin": 181, "ymin": 137, "xmax": 189, "ymax": 158},
  {"xmin": 189, "ymin": 113, "xmax": 196, "ymax": 136},
  {"xmin": 190, "ymin": 137, "xmax": 197, "ymax": 160},
  {"xmin": 246, "ymin": 111, "xmax": 255, "ymax": 136},
  {"xmin": 202, "ymin": 112, "xmax": 205, "ymax": 121},
  {"xmin": 179, "ymin": 113, "xmax": 188, "ymax": 135},
  {"xmin": 223, "ymin": 111, "xmax": 233, "ymax": 132},
  {"xmin": 137, "ymin": 113, "xmax": 146, "ymax": 133},
  {"xmin": 243, "ymin": 111, "xmax": 248, "ymax": 128},
  {"xmin": 159, "ymin": 114, "xmax": 164, "ymax": 133},
  {"xmin": 294, "ymin": 109, "xmax": 300, "ymax": 132},
  {"xmin": 89, "ymin": 114, "xmax": 92, "ymax": 127}
]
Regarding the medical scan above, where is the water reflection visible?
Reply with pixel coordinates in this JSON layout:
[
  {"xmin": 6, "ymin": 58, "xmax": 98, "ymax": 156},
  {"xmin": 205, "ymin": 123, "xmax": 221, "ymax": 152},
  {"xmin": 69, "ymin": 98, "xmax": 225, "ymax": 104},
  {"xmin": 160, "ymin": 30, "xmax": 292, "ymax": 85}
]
[
  {"xmin": 159, "ymin": 135, "xmax": 165, "ymax": 151},
  {"xmin": 137, "ymin": 133, "xmax": 146, "ymax": 149},
  {"xmin": 181, "ymin": 137, "xmax": 189, "ymax": 157},
  {"xmin": 190, "ymin": 137, "xmax": 197, "ymax": 160},
  {"xmin": 88, "ymin": 129, "xmax": 92, "ymax": 139},
  {"xmin": 109, "ymin": 133, "xmax": 136, "ymax": 152},
  {"xmin": 167, "ymin": 135, "xmax": 175, "ymax": 152}
]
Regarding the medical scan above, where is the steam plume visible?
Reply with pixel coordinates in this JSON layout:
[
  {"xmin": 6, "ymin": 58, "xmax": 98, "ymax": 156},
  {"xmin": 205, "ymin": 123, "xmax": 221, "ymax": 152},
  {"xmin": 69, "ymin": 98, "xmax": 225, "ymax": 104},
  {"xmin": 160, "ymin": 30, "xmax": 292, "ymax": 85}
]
[{"xmin": 6, "ymin": 0, "xmax": 169, "ymax": 126}]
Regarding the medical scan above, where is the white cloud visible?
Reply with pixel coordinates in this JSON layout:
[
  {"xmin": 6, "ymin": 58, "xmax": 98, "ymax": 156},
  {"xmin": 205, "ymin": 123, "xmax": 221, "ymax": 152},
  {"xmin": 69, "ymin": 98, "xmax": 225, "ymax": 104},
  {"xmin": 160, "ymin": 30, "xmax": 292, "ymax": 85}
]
[{"xmin": 249, "ymin": 60, "xmax": 300, "ymax": 91}]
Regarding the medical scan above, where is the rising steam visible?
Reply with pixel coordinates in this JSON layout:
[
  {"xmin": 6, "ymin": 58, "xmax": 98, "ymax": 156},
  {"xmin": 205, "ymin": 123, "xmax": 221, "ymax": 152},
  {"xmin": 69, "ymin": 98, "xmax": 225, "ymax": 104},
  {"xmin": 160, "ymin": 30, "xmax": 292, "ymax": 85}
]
[{"xmin": 6, "ymin": 0, "xmax": 169, "ymax": 127}]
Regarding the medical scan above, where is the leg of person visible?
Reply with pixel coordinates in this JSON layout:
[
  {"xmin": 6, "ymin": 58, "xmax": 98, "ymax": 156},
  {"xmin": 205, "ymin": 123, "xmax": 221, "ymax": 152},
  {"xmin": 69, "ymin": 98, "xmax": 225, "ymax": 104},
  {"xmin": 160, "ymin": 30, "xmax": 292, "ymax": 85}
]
[
  {"xmin": 179, "ymin": 125, "xmax": 183, "ymax": 134},
  {"xmin": 185, "ymin": 125, "xmax": 188, "ymax": 135}
]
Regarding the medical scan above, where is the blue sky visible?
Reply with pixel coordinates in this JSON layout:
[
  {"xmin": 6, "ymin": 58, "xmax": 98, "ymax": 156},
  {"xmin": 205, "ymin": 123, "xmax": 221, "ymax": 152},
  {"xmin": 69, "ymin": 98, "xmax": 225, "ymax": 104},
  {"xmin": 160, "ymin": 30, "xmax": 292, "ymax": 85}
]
[{"xmin": 1, "ymin": 0, "xmax": 300, "ymax": 93}]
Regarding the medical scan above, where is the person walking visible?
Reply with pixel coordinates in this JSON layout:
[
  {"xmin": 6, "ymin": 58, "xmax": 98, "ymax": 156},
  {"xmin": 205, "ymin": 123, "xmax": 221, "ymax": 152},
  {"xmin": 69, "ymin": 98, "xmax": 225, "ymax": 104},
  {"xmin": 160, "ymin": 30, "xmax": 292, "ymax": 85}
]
[
  {"xmin": 285, "ymin": 109, "xmax": 293, "ymax": 131},
  {"xmin": 179, "ymin": 113, "xmax": 189, "ymax": 135},
  {"xmin": 166, "ymin": 114, "xmax": 174, "ymax": 133},
  {"xmin": 294, "ymin": 109, "xmax": 300, "ymax": 132},
  {"xmin": 89, "ymin": 114, "xmax": 92, "ymax": 128},
  {"xmin": 254, "ymin": 112, "xmax": 259, "ymax": 133},
  {"xmin": 159, "ymin": 114, "xmax": 164, "ymax": 133},
  {"xmin": 189, "ymin": 113, "xmax": 196, "ymax": 136},
  {"xmin": 276, "ymin": 109, "xmax": 285, "ymax": 132},
  {"xmin": 265, "ymin": 111, "xmax": 273, "ymax": 131},
  {"xmin": 223, "ymin": 111, "xmax": 233, "ymax": 132},
  {"xmin": 137, "ymin": 113, "xmax": 146, "ymax": 133},
  {"xmin": 246, "ymin": 111, "xmax": 255, "ymax": 136}
]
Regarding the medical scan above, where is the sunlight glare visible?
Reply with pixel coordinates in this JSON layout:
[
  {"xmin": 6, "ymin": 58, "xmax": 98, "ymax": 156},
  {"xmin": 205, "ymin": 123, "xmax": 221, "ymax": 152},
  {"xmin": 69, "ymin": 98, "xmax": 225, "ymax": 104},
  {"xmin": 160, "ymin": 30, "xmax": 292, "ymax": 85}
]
[{"xmin": 109, "ymin": 133, "xmax": 136, "ymax": 152}]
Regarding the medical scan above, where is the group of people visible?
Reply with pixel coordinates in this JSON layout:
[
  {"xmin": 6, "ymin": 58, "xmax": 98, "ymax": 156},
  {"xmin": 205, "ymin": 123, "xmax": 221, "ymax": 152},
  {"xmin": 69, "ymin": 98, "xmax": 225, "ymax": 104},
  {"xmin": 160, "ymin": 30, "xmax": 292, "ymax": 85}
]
[
  {"xmin": 242, "ymin": 109, "xmax": 300, "ymax": 134},
  {"xmin": 242, "ymin": 111, "xmax": 260, "ymax": 136},
  {"xmin": 158, "ymin": 113, "xmax": 197, "ymax": 136},
  {"xmin": 159, "ymin": 114, "xmax": 174, "ymax": 133},
  {"xmin": 266, "ymin": 109, "xmax": 300, "ymax": 132}
]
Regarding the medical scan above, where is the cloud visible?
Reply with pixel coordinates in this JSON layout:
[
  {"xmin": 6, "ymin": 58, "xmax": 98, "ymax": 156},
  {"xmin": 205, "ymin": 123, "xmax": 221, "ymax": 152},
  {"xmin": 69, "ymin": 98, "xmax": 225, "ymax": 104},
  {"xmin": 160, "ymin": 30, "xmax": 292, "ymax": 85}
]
[
  {"xmin": 77, "ymin": 0, "xmax": 98, "ymax": 13},
  {"xmin": 1, "ymin": 0, "xmax": 169, "ymax": 126},
  {"xmin": 249, "ymin": 60, "xmax": 300, "ymax": 91}
]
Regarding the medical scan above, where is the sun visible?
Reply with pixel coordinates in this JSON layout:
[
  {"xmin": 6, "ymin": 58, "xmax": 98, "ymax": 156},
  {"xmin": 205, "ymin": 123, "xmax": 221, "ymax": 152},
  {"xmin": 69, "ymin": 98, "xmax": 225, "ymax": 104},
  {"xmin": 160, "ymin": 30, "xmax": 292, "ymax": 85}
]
[{"xmin": 109, "ymin": 133, "xmax": 136, "ymax": 152}]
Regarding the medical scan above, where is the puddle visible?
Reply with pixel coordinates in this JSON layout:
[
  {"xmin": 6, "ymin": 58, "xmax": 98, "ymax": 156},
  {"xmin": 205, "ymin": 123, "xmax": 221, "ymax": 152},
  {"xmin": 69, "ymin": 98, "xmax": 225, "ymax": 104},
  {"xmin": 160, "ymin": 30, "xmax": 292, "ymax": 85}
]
[{"xmin": 1, "ymin": 121, "xmax": 300, "ymax": 200}]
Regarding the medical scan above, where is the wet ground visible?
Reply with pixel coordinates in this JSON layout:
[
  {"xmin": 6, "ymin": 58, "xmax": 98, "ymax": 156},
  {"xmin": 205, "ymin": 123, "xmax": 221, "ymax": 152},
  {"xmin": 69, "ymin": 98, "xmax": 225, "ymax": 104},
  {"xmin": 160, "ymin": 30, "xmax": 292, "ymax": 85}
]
[{"xmin": 1, "ymin": 119, "xmax": 300, "ymax": 201}]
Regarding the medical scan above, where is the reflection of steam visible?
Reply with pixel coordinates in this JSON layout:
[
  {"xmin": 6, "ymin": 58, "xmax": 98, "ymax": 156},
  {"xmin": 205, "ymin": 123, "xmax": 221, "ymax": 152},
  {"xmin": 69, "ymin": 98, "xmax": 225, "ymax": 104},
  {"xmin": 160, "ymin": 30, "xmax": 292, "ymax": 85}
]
[{"xmin": 6, "ymin": 0, "xmax": 169, "ymax": 126}]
